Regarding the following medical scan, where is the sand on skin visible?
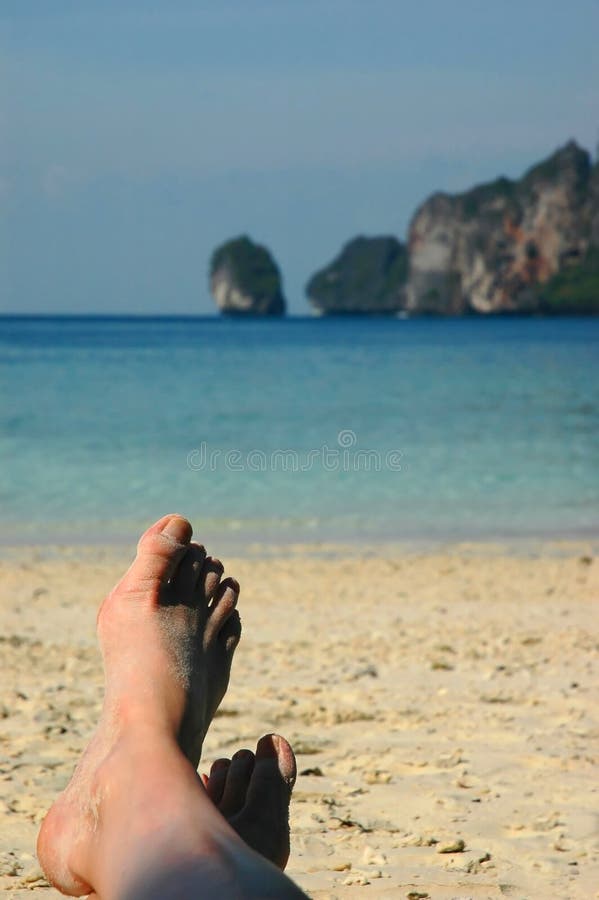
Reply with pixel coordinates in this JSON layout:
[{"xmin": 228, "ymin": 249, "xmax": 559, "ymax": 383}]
[{"xmin": 0, "ymin": 542, "xmax": 598, "ymax": 899}]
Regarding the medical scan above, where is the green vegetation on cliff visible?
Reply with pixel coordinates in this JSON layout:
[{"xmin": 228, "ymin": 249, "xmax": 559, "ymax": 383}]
[
  {"xmin": 210, "ymin": 236, "xmax": 280, "ymax": 302},
  {"xmin": 306, "ymin": 236, "xmax": 408, "ymax": 314},
  {"xmin": 522, "ymin": 140, "xmax": 591, "ymax": 200},
  {"xmin": 210, "ymin": 236, "xmax": 285, "ymax": 316},
  {"xmin": 536, "ymin": 249, "xmax": 599, "ymax": 314},
  {"xmin": 459, "ymin": 176, "xmax": 519, "ymax": 220},
  {"xmin": 457, "ymin": 143, "xmax": 591, "ymax": 223}
]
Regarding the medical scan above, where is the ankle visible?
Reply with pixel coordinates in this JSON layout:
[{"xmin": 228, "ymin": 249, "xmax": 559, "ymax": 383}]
[{"xmin": 103, "ymin": 690, "xmax": 184, "ymax": 742}]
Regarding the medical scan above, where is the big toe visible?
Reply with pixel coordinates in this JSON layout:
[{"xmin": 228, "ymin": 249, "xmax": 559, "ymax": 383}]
[
  {"xmin": 250, "ymin": 734, "xmax": 296, "ymax": 795},
  {"xmin": 121, "ymin": 515, "xmax": 193, "ymax": 597},
  {"xmin": 235, "ymin": 734, "xmax": 296, "ymax": 870}
]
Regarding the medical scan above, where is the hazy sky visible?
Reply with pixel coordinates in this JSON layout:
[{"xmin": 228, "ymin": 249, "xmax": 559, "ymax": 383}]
[{"xmin": 2, "ymin": 0, "xmax": 598, "ymax": 314}]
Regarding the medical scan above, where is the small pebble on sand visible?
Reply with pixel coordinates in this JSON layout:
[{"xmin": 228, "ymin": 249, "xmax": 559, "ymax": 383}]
[{"xmin": 438, "ymin": 838, "xmax": 466, "ymax": 853}]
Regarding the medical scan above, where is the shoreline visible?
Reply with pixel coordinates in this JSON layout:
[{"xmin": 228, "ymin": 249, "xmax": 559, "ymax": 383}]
[
  {"xmin": 1, "ymin": 535, "xmax": 597, "ymax": 558},
  {"xmin": 0, "ymin": 524, "xmax": 597, "ymax": 557},
  {"xmin": 2, "ymin": 312, "xmax": 599, "ymax": 320}
]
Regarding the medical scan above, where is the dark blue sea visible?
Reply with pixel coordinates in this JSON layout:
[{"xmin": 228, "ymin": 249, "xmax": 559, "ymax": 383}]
[{"xmin": 1, "ymin": 316, "xmax": 597, "ymax": 545}]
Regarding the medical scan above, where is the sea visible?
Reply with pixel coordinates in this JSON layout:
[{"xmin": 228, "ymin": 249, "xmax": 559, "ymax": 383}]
[{"xmin": 1, "ymin": 315, "xmax": 597, "ymax": 547}]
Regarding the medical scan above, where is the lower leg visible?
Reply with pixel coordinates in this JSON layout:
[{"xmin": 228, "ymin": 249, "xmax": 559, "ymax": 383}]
[{"xmin": 86, "ymin": 728, "xmax": 306, "ymax": 900}]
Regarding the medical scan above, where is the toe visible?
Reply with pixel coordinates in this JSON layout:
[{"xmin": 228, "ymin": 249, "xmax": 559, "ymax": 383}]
[
  {"xmin": 198, "ymin": 556, "xmax": 225, "ymax": 603},
  {"xmin": 250, "ymin": 734, "xmax": 297, "ymax": 794},
  {"xmin": 167, "ymin": 542, "xmax": 206, "ymax": 605},
  {"xmin": 219, "ymin": 609, "xmax": 242, "ymax": 654},
  {"xmin": 218, "ymin": 749, "xmax": 255, "ymax": 817},
  {"xmin": 206, "ymin": 577, "xmax": 240, "ymax": 643},
  {"xmin": 122, "ymin": 515, "xmax": 193, "ymax": 595},
  {"xmin": 205, "ymin": 758, "xmax": 230, "ymax": 805}
]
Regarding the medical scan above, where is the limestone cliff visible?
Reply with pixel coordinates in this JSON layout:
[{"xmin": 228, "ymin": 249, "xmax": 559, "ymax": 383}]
[
  {"xmin": 591, "ymin": 160, "xmax": 599, "ymax": 246},
  {"xmin": 543, "ymin": 158, "xmax": 599, "ymax": 312},
  {"xmin": 406, "ymin": 141, "xmax": 597, "ymax": 314},
  {"xmin": 210, "ymin": 236, "xmax": 286, "ymax": 316},
  {"xmin": 306, "ymin": 236, "xmax": 408, "ymax": 315}
]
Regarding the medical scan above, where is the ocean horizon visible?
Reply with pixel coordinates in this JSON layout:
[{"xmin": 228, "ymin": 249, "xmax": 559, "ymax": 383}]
[{"xmin": 1, "ymin": 315, "xmax": 597, "ymax": 547}]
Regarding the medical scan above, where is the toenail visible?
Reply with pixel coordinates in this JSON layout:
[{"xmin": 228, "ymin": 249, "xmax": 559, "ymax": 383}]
[{"xmin": 161, "ymin": 516, "xmax": 191, "ymax": 541}]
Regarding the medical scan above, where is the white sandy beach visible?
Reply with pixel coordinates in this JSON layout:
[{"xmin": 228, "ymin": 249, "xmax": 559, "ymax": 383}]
[{"xmin": 1, "ymin": 542, "xmax": 598, "ymax": 899}]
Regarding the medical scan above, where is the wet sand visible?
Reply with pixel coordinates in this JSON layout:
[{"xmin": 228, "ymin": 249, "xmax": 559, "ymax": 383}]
[{"xmin": 1, "ymin": 542, "xmax": 597, "ymax": 898}]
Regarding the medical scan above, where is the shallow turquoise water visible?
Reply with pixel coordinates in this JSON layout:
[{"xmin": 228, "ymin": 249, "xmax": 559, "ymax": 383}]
[{"xmin": 1, "ymin": 316, "xmax": 597, "ymax": 544}]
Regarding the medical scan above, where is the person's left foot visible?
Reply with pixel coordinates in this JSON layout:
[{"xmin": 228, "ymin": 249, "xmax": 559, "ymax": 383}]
[{"xmin": 203, "ymin": 733, "xmax": 297, "ymax": 870}]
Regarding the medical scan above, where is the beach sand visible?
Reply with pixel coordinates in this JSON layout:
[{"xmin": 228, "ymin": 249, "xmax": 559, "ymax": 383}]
[{"xmin": 1, "ymin": 541, "xmax": 597, "ymax": 899}]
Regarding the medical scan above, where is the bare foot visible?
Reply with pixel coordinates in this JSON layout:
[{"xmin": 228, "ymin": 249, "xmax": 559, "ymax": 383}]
[
  {"xmin": 37, "ymin": 514, "xmax": 241, "ymax": 895},
  {"xmin": 203, "ymin": 734, "xmax": 297, "ymax": 870}
]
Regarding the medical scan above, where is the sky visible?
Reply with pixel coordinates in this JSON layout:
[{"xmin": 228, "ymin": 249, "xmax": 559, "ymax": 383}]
[{"xmin": 2, "ymin": 0, "xmax": 599, "ymax": 315}]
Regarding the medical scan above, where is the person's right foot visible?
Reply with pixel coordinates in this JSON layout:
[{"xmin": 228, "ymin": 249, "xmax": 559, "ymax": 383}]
[
  {"xmin": 203, "ymin": 734, "xmax": 297, "ymax": 870},
  {"xmin": 37, "ymin": 514, "xmax": 241, "ymax": 896}
]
